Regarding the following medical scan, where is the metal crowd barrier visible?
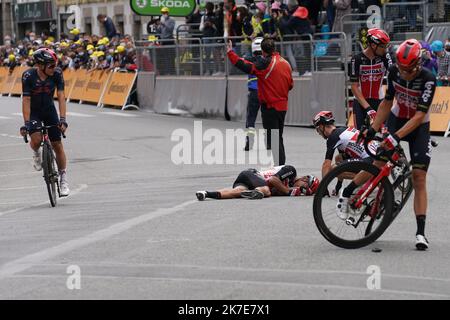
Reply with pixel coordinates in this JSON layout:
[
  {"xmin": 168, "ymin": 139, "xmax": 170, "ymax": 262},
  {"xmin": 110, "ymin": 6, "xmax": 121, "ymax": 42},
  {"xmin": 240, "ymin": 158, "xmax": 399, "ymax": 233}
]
[{"xmin": 382, "ymin": 1, "xmax": 428, "ymax": 39}]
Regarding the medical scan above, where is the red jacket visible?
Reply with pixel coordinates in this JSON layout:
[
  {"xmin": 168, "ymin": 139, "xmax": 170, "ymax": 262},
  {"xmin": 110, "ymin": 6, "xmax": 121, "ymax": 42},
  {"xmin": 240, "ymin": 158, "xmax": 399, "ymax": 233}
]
[{"xmin": 227, "ymin": 50, "xmax": 293, "ymax": 111}]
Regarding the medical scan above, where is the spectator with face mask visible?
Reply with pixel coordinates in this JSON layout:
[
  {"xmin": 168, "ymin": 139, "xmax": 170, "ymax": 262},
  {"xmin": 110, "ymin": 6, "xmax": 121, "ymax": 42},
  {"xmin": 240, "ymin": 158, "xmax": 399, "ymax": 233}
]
[
  {"xmin": 431, "ymin": 40, "xmax": 450, "ymax": 85},
  {"xmin": 97, "ymin": 14, "xmax": 118, "ymax": 39}
]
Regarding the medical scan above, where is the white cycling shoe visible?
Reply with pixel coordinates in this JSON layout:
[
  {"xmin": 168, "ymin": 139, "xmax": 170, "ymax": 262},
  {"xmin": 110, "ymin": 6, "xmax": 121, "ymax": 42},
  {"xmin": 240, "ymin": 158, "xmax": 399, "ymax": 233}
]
[
  {"xmin": 32, "ymin": 151, "xmax": 42, "ymax": 171},
  {"xmin": 336, "ymin": 189, "xmax": 350, "ymax": 220},
  {"xmin": 415, "ymin": 234, "xmax": 429, "ymax": 251},
  {"xmin": 59, "ymin": 175, "xmax": 70, "ymax": 197},
  {"xmin": 196, "ymin": 191, "xmax": 207, "ymax": 201}
]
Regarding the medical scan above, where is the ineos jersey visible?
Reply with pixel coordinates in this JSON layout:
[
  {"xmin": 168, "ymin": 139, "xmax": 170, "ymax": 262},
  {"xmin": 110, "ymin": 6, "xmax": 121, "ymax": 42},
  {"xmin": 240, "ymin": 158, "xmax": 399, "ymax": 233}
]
[
  {"xmin": 326, "ymin": 127, "xmax": 375, "ymax": 160},
  {"xmin": 257, "ymin": 165, "xmax": 297, "ymax": 187},
  {"xmin": 22, "ymin": 68, "xmax": 64, "ymax": 111},
  {"xmin": 385, "ymin": 65, "xmax": 436, "ymax": 122},
  {"xmin": 349, "ymin": 52, "xmax": 392, "ymax": 100}
]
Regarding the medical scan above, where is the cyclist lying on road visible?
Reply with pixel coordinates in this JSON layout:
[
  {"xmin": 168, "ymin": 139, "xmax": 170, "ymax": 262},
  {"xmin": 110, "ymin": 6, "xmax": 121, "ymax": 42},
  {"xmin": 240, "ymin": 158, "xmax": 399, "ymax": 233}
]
[{"xmin": 196, "ymin": 165, "xmax": 319, "ymax": 200}]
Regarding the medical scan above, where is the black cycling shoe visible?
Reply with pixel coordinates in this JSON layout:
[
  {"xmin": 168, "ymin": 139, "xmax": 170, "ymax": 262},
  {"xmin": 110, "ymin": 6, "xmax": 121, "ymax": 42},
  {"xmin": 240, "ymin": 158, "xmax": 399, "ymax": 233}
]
[{"xmin": 241, "ymin": 190, "xmax": 264, "ymax": 200}]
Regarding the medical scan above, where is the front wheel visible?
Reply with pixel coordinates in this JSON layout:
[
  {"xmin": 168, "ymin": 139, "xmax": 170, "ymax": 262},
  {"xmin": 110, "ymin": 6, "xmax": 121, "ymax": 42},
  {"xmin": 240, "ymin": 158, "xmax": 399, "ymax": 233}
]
[
  {"xmin": 42, "ymin": 142, "xmax": 58, "ymax": 207},
  {"xmin": 313, "ymin": 160, "xmax": 394, "ymax": 249}
]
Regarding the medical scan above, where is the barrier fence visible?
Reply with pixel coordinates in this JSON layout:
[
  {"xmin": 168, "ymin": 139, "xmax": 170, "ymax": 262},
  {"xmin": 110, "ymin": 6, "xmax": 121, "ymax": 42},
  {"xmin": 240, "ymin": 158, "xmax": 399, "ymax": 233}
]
[{"xmin": 0, "ymin": 67, "xmax": 137, "ymax": 110}]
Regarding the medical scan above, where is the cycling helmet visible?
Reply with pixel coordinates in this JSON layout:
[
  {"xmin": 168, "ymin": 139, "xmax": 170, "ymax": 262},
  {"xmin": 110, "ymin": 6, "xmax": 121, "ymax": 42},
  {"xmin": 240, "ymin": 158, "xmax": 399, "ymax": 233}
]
[
  {"xmin": 313, "ymin": 111, "xmax": 335, "ymax": 127},
  {"xmin": 252, "ymin": 37, "xmax": 263, "ymax": 53},
  {"xmin": 305, "ymin": 175, "xmax": 320, "ymax": 195},
  {"xmin": 396, "ymin": 39, "xmax": 422, "ymax": 69},
  {"xmin": 367, "ymin": 28, "xmax": 390, "ymax": 46},
  {"xmin": 33, "ymin": 48, "xmax": 58, "ymax": 65}
]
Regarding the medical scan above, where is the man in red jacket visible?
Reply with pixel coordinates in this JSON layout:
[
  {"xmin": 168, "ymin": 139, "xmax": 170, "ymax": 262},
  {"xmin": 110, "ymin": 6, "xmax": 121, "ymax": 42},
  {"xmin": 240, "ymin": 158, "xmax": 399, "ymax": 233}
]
[{"xmin": 227, "ymin": 38, "xmax": 293, "ymax": 165}]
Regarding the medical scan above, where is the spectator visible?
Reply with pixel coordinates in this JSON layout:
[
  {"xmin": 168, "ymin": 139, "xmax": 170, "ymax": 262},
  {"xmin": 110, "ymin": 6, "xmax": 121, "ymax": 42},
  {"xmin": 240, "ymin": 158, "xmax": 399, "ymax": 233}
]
[
  {"xmin": 279, "ymin": 0, "xmax": 299, "ymax": 75},
  {"xmin": 446, "ymin": 39, "xmax": 450, "ymax": 53},
  {"xmin": 97, "ymin": 14, "xmax": 118, "ymax": 39},
  {"xmin": 332, "ymin": 0, "xmax": 352, "ymax": 33},
  {"xmin": 323, "ymin": 0, "xmax": 336, "ymax": 30},
  {"xmin": 268, "ymin": 1, "xmax": 283, "ymax": 40},
  {"xmin": 224, "ymin": 0, "xmax": 242, "ymax": 42},
  {"xmin": 227, "ymin": 38, "xmax": 293, "ymax": 165},
  {"xmin": 420, "ymin": 41, "xmax": 438, "ymax": 76},
  {"xmin": 200, "ymin": 2, "xmax": 218, "ymax": 75},
  {"xmin": 155, "ymin": 7, "xmax": 176, "ymax": 75},
  {"xmin": 237, "ymin": 6, "xmax": 254, "ymax": 50},
  {"xmin": 213, "ymin": 2, "xmax": 226, "ymax": 75},
  {"xmin": 70, "ymin": 28, "xmax": 81, "ymax": 41},
  {"xmin": 431, "ymin": 40, "xmax": 450, "ymax": 85}
]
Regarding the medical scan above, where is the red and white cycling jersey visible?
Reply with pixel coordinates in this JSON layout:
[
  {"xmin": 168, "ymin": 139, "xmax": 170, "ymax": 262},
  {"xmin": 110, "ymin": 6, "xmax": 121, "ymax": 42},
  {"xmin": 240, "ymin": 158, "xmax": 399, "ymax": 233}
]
[
  {"xmin": 257, "ymin": 165, "xmax": 297, "ymax": 187},
  {"xmin": 349, "ymin": 52, "xmax": 392, "ymax": 100},
  {"xmin": 386, "ymin": 65, "xmax": 437, "ymax": 123},
  {"xmin": 325, "ymin": 127, "xmax": 378, "ymax": 160}
]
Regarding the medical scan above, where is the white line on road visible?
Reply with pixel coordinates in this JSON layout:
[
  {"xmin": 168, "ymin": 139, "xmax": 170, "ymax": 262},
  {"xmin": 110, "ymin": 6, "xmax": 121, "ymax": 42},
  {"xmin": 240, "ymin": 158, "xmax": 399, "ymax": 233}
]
[
  {"xmin": 67, "ymin": 112, "xmax": 95, "ymax": 118},
  {"xmin": 0, "ymin": 186, "xmax": 40, "ymax": 191},
  {"xmin": 0, "ymin": 198, "xmax": 195, "ymax": 279},
  {"xmin": 0, "ymin": 116, "xmax": 12, "ymax": 120},
  {"xmin": 0, "ymin": 143, "xmax": 24, "ymax": 148},
  {"xmin": 0, "ymin": 184, "xmax": 88, "ymax": 218},
  {"xmin": 0, "ymin": 158, "xmax": 30, "ymax": 162},
  {"xmin": 11, "ymin": 113, "xmax": 22, "ymax": 116},
  {"xmin": 101, "ymin": 111, "xmax": 138, "ymax": 117},
  {"xmin": 0, "ymin": 133, "xmax": 22, "ymax": 139}
]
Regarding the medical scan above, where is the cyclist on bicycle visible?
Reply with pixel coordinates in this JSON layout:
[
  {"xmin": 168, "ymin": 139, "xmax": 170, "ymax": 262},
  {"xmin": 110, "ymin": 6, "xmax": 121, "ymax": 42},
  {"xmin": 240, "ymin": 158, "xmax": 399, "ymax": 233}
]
[
  {"xmin": 196, "ymin": 165, "xmax": 319, "ymax": 200},
  {"xmin": 313, "ymin": 111, "xmax": 378, "ymax": 195},
  {"xmin": 349, "ymin": 28, "xmax": 392, "ymax": 129},
  {"xmin": 341, "ymin": 39, "xmax": 436, "ymax": 250},
  {"xmin": 19, "ymin": 48, "xmax": 70, "ymax": 197}
]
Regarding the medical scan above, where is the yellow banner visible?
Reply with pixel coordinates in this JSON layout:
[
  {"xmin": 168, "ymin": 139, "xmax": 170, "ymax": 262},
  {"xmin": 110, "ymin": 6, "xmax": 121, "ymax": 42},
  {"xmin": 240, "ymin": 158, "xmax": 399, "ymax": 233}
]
[
  {"xmin": 100, "ymin": 72, "xmax": 136, "ymax": 107},
  {"xmin": 429, "ymin": 87, "xmax": 450, "ymax": 133},
  {"xmin": 80, "ymin": 70, "xmax": 112, "ymax": 103},
  {"xmin": 1, "ymin": 67, "xmax": 16, "ymax": 95},
  {"xmin": 0, "ymin": 67, "xmax": 8, "ymax": 94},
  {"xmin": 67, "ymin": 69, "xmax": 90, "ymax": 101},
  {"xmin": 10, "ymin": 66, "xmax": 27, "ymax": 95}
]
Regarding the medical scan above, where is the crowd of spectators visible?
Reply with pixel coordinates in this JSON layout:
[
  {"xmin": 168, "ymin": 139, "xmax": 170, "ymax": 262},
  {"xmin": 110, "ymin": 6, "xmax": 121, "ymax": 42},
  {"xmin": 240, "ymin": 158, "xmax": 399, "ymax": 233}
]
[{"xmin": 0, "ymin": 19, "xmax": 137, "ymax": 74}]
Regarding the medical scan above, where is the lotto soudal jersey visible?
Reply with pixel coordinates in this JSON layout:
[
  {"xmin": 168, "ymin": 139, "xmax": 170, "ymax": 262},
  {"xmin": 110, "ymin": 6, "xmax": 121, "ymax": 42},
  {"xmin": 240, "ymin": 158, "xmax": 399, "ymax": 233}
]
[
  {"xmin": 325, "ymin": 127, "xmax": 376, "ymax": 160},
  {"xmin": 257, "ymin": 165, "xmax": 297, "ymax": 187},
  {"xmin": 385, "ymin": 65, "xmax": 436, "ymax": 122},
  {"xmin": 22, "ymin": 67, "xmax": 65, "ymax": 111},
  {"xmin": 349, "ymin": 52, "xmax": 392, "ymax": 100}
]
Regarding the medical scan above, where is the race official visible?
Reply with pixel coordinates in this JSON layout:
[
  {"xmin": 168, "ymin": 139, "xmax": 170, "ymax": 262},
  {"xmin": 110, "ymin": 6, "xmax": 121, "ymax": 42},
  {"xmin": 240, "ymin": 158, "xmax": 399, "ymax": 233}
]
[{"xmin": 227, "ymin": 38, "xmax": 293, "ymax": 165}]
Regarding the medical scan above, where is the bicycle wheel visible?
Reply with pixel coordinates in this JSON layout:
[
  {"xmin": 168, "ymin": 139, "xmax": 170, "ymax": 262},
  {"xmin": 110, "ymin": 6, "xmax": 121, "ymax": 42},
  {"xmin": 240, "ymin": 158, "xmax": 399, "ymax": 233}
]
[
  {"xmin": 42, "ymin": 142, "xmax": 58, "ymax": 207},
  {"xmin": 391, "ymin": 170, "xmax": 413, "ymax": 221},
  {"xmin": 313, "ymin": 160, "xmax": 394, "ymax": 249}
]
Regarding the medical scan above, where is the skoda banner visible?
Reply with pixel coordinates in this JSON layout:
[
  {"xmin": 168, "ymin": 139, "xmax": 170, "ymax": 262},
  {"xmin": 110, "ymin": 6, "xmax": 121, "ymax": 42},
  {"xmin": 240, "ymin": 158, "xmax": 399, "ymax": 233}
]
[{"xmin": 130, "ymin": 0, "xmax": 196, "ymax": 17}]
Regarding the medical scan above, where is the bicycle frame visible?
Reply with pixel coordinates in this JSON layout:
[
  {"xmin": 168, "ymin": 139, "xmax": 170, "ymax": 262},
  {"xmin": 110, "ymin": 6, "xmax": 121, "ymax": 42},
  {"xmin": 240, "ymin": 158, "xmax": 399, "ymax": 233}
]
[{"xmin": 350, "ymin": 151, "xmax": 400, "ymax": 211}]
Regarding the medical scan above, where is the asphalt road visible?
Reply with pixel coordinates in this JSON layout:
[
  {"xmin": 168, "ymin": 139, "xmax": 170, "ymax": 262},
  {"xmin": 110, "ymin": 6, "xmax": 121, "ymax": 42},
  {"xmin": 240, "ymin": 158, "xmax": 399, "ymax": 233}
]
[{"xmin": 0, "ymin": 96, "xmax": 449, "ymax": 300}]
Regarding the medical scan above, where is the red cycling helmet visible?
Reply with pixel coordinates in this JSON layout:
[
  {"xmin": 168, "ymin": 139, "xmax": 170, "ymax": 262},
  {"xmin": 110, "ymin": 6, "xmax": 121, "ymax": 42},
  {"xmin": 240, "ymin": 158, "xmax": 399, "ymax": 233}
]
[
  {"xmin": 305, "ymin": 175, "xmax": 320, "ymax": 195},
  {"xmin": 396, "ymin": 39, "xmax": 422, "ymax": 69},
  {"xmin": 313, "ymin": 111, "xmax": 335, "ymax": 127},
  {"xmin": 367, "ymin": 28, "xmax": 390, "ymax": 46},
  {"xmin": 33, "ymin": 48, "xmax": 58, "ymax": 65}
]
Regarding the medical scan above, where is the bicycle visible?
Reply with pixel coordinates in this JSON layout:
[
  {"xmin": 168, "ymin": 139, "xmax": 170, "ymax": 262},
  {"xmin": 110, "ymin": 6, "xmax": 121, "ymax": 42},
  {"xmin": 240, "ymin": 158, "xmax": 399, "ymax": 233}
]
[
  {"xmin": 24, "ymin": 123, "xmax": 66, "ymax": 207},
  {"xmin": 312, "ymin": 133, "xmax": 415, "ymax": 249}
]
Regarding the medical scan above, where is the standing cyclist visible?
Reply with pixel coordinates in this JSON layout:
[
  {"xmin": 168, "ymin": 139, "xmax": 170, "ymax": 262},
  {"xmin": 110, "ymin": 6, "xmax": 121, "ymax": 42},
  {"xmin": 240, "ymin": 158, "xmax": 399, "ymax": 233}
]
[
  {"xmin": 20, "ymin": 48, "xmax": 70, "ymax": 196},
  {"xmin": 349, "ymin": 28, "xmax": 392, "ymax": 129},
  {"xmin": 342, "ymin": 39, "xmax": 436, "ymax": 250}
]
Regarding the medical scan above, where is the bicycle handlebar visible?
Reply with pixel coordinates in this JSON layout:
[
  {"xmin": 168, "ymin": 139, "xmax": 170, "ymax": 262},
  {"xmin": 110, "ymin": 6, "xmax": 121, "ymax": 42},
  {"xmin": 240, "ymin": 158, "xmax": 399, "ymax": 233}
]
[
  {"xmin": 361, "ymin": 131, "xmax": 402, "ymax": 167},
  {"xmin": 23, "ymin": 124, "xmax": 66, "ymax": 144}
]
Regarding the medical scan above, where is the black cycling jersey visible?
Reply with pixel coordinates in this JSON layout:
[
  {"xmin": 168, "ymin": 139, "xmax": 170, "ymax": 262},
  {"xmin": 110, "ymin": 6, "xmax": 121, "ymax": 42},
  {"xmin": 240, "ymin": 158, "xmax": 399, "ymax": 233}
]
[
  {"xmin": 385, "ymin": 65, "xmax": 436, "ymax": 121},
  {"xmin": 349, "ymin": 52, "xmax": 392, "ymax": 100},
  {"xmin": 22, "ymin": 67, "xmax": 65, "ymax": 111},
  {"xmin": 325, "ymin": 126, "xmax": 376, "ymax": 161}
]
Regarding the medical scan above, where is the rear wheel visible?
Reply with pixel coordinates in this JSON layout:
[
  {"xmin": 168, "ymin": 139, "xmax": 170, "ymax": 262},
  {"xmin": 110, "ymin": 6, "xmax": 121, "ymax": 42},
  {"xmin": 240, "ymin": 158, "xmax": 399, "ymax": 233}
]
[
  {"xmin": 313, "ymin": 160, "xmax": 394, "ymax": 249},
  {"xmin": 42, "ymin": 142, "xmax": 58, "ymax": 207}
]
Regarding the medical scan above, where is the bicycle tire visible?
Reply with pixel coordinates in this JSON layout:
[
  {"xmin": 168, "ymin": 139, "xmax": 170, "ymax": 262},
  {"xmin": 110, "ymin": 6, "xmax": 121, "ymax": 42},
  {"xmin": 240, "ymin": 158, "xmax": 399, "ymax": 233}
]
[
  {"xmin": 42, "ymin": 142, "xmax": 57, "ymax": 207},
  {"xmin": 391, "ymin": 170, "xmax": 413, "ymax": 222},
  {"xmin": 313, "ymin": 160, "xmax": 394, "ymax": 249}
]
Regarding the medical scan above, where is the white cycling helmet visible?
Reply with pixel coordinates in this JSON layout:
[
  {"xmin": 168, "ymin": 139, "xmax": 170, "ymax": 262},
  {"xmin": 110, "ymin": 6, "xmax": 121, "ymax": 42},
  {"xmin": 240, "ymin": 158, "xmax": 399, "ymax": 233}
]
[{"xmin": 252, "ymin": 37, "xmax": 264, "ymax": 54}]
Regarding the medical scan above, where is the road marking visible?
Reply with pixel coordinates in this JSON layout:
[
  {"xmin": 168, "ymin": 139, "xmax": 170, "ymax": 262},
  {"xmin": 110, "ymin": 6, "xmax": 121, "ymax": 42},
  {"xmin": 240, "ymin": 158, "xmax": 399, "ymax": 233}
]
[
  {"xmin": 0, "ymin": 198, "xmax": 195, "ymax": 278},
  {"xmin": 11, "ymin": 113, "xmax": 22, "ymax": 117},
  {"xmin": 147, "ymin": 238, "xmax": 191, "ymax": 244},
  {"xmin": 67, "ymin": 112, "xmax": 95, "ymax": 118},
  {"xmin": 0, "ymin": 186, "xmax": 40, "ymax": 191},
  {"xmin": 0, "ymin": 171, "xmax": 40, "ymax": 178},
  {"xmin": 0, "ymin": 116, "xmax": 12, "ymax": 120},
  {"xmin": 0, "ymin": 133, "xmax": 22, "ymax": 139},
  {"xmin": 0, "ymin": 158, "xmax": 30, "ymax": 162},
  {"xmin": 0, "ymin": 184, "xmax": 88, "ymax": 218},
  {"xmin": 0, "ymin": 143, "xmax": 24, "ymax": 148},
  {"xmin": 101, "ymin": 111, "xmax": 138, "ymax": 117}
]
